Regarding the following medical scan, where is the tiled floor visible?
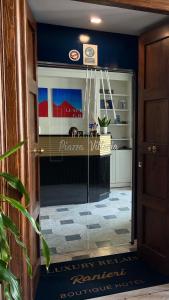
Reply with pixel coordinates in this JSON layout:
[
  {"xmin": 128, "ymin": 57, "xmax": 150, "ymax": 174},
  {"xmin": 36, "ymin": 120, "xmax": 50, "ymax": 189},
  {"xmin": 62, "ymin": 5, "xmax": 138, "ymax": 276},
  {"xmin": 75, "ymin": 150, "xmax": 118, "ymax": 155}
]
[
  {"xmin": 90, "ymin": 284, "xmax": 169, "ymax": 299},
  {"xmin": 40, "ymin": 188, "xmax": 132, "ymax": 262},
  {"xmin": 39, "ymin": 188, "xmax": 169, "ymax": 299}
]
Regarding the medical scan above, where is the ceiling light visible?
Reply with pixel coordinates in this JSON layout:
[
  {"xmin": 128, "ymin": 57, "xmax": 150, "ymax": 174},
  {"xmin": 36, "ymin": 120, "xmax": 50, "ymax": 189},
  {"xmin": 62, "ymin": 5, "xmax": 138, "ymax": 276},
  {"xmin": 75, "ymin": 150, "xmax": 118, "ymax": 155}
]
[
  {"xmin": 79, "ymin": 34, "xmax": 90, "ymax": 43},
  {"xmin": 90, "ymin": 17, "xmax": 102, "ymax": 24}
]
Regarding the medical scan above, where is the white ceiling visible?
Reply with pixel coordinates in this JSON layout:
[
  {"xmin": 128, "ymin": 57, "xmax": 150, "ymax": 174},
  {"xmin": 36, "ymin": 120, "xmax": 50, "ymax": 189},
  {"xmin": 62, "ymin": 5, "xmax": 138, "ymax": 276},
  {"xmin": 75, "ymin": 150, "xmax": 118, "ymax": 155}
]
[{"xmin": 28, "ymin": 0, "xmax": 168, "ymax": 36}]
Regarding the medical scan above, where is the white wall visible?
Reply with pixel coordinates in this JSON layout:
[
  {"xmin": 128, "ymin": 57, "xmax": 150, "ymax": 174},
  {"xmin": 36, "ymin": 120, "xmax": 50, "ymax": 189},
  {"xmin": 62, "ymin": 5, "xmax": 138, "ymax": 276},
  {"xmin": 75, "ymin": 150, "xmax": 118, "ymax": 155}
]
[
  {"xmin": 38, "ymin": 67, "xmax": 132, "ymax": 136},
  {"xmin": 38, "ymin": 67, "xmax": 96, "ymax": 135}
]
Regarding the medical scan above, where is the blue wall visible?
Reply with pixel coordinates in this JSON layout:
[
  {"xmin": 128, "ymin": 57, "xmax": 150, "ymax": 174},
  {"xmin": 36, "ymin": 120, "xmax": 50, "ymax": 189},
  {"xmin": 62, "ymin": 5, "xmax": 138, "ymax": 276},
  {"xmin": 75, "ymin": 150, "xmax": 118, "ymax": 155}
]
[{"xmin": 37, "ymin": 23, "xmax": 138, "ymax": 72}]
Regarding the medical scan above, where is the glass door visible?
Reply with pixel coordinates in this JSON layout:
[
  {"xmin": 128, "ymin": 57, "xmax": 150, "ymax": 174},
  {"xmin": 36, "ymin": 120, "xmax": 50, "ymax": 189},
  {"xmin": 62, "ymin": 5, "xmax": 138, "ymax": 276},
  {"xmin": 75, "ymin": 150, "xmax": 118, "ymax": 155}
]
[
  {"xmin": 38, "ymin": 66, "xmax": 134, "ymax": 264},
  {"xmin": 38, "ymin": 66, "xmax": 94, "ymax": 262}
]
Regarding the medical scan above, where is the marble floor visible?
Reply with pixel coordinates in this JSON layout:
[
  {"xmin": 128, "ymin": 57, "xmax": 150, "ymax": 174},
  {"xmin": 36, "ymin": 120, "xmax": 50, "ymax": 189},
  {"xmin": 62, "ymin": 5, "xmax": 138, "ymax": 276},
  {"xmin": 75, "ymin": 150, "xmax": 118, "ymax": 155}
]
[
  {"xmin": 40, "ymin": 188, "xmax": 132, "ymax": 262},
  {"xmin": 90, "ymin": 284, "xmax": 169, "ymax": 300},
  {"xmin": 39, "ymin": 188, "xmax": 169, "ymax": 299}
]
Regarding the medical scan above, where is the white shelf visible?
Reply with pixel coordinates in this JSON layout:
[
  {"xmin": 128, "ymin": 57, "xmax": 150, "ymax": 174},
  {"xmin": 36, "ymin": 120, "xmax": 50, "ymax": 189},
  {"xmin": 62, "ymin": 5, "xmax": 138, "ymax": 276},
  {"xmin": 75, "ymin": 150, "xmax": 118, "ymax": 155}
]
[
  {"xmin": 100, "ymin": 93, "xmax": 129, "ymax": 97},
  {"xmin": 100, "ymin": 109, "xmax": 129, "ymax": 112},
  {"xmin": 112, "ymin": 138, "xmax": 130, "ymax": 141},
  {"xmin": 115, "ymin": 109, "xmax": 129, "ymax": 112},
  {"xmin": 109, "ymin": 124, "xmax": 129, "ymax": 126}
]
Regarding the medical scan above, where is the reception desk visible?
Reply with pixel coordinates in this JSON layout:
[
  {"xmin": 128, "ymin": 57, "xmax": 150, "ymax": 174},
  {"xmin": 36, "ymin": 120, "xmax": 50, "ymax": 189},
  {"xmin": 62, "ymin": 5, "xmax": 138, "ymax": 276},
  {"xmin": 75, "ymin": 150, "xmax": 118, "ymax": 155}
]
[
  {"xmin": 39, "ymin": 135, "xmax": 111, "ymax": 206},
  {"xmin": 39, "ymin": 135, "xmax": 111, "ymax": 157}
]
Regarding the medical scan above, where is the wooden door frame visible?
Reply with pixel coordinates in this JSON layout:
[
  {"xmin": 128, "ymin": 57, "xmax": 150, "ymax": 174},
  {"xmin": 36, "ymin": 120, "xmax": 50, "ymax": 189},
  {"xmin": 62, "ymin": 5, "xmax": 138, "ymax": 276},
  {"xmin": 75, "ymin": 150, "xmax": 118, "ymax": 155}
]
[
  {"xmin": 1, "ymin": 0, "xmax": 169, "ymax": 299},
  {"xmin": 74, "ymin": 0, "xmax": 169, "ymax": 14},
  {"xmin": 0, "ymin": 0, "xmax": 34, "ymax": 299}
]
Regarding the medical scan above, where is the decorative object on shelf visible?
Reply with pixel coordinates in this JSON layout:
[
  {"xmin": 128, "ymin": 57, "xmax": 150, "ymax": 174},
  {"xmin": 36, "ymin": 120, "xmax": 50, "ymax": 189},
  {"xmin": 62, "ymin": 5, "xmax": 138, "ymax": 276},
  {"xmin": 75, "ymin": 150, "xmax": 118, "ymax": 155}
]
[
  {"xmin": 100, "ymin": 99, "xmax": 113, "ymax": 109},
  {"xmin": 89, "ymin": 122, "xmax": 98, "ymax": 137},
  {"xmin": 69, "ymin": 49, "xmax": 80, "ymax": 62},
  {"xmin": 52, "ymin": 88, "xmax": 83, "ymax": 118},
  {"xmin": 118, "ymin": 99, "xmax": 127, "ymax": 109},
  {"xmin": 98, "ymin": 116, "xmax": 111, "ymax": 134},
  {"xmin": 69, "ymin": 127, "xmax": 78, "ymax": 137},
  {"xmin": 112, "ymin": 143, "xmax": 118, "ymax": 150},
  {"xmin": 38, "ymin": 88, "xmax": 48, "ymax": 117},
  {"xmin": 100, "ymin": 89, "xmax": 114, "ymax": 94},
  {"xmin": 77, "ymin": 131, "xmax": 84, "ymax": 137},
  {"xmin": 114, "ymin": 114, "xmax": 121, "ymax": 124}
]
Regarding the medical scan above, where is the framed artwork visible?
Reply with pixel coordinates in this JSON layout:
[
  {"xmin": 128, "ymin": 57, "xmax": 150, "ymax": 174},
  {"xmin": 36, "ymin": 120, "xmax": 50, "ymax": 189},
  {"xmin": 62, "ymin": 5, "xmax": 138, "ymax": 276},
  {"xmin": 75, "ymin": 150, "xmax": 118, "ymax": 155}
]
[
  {"xmin": 52, "ymin": 88, "xmax": 83, "ymax": 118},
  {"xmin": 38, "ymin": 88, "xmax": 48, "ymax": 117}
]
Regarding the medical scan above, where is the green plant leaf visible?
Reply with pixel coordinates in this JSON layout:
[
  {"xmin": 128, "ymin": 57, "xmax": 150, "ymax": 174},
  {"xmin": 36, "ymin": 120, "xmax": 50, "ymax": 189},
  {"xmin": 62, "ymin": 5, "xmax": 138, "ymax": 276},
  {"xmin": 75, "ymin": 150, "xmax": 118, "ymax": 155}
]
[
  {"xmin": 41, "ymin": 237, "xmax": 51, "ymax": 270},
  {"xmin": 4, "ymin": 283, "xmax": 13, "ymax": 300},
  {"xmin": 0, "ymin": 213, "xmax": 11, "ymax": 263},
  {"xmin": 0, "ymin": 239, "xmax": 11, "ymax": 263},
  {"xmin": 14, "ymin": 238, "xmax": 32, "ymax": 277},
  {"xmin": 2, "ymin": 214, "xmax": 32, "ymax": 277},
  {"xmin": 0, "ymin": 173, "xmax": 30, "ymax": 206},
  {"xmin": 0, "ymin": 142, "xmax": 24, "ymax": 162},
  {"xmin": 3, "ymin": 282, "xmax": 13, "ymax": 300},
  {"xmin": 0, "ymin": 260, "xmax": 21, "ymax": 300},
  {"xmin": 98, "ymin": 116, "xmax": 111, "ymax": 127},
  {"xmin": 0, "ymin": 195, "xmax": 41, "ymax": 236},
  {"xmin": 1, "ymin": 214, "xmax": 19, "ymax": 236},
  {"xmin": 0, "ymin": 195, "xmax": 50, "ymax": 270},
  {"xmin": 107, "ymin": 119, "xmax": 111, "ymax": 126}
]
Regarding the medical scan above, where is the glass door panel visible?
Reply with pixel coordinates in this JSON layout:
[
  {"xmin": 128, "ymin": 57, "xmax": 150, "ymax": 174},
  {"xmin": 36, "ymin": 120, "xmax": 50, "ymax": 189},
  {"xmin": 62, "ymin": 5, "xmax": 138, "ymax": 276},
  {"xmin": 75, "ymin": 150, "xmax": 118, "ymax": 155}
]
[
  {"xmin": 38, "ymin": 66, "xmax": 134, "ymax": 263},
  {"xmin": 38, "ymin": 68, "xmax": 91, "ymax": 261}
]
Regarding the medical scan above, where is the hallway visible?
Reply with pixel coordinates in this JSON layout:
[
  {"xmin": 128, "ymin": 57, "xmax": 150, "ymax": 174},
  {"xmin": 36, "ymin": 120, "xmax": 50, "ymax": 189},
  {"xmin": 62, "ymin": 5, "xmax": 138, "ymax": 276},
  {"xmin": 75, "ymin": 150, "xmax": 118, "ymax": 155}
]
[{"xmin": 40, "ymin": 189, "xmax": 132, "ymax": 262}]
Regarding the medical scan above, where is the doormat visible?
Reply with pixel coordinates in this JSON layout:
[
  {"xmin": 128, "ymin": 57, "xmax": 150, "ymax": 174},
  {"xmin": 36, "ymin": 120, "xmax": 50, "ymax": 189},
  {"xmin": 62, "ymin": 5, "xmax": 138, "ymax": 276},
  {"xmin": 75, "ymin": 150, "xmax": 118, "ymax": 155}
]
[{"xmin": 35, "ymin": 252, "xmax": 169, "ymax": 300}]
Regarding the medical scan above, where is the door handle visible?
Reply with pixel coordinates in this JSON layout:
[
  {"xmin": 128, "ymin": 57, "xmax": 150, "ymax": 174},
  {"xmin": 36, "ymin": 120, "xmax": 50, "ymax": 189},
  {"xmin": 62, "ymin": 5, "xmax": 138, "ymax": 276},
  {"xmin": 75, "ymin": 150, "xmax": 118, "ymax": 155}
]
[
  {"xmin": 147, "ymin": 146, "xmax": 152, "ymax": 152},
  {"xmin": 152, "ymin": 145, "xmax": 157, "ymax": 153},
  {"xmin": 147, "ymin": 145, "xmax": 158, "ymax": 154},
  {"xmin": 38, "ymin": 148, "xmax": 45, "ymax": 153},
  {"xmin": 32, "ymin": 148, "xmax": 45, "ymax": 154},
  {"xmin": 138, "ymin": 161, "xmax": 142, "ymax": 168}
]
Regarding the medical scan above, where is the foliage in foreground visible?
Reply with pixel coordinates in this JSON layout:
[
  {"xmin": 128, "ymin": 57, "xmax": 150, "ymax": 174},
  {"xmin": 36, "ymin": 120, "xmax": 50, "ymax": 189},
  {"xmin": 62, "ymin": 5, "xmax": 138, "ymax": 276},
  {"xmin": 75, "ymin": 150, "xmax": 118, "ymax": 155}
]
[{"xmin": 0, "ymin": 142, "xmax": 50, "ymax": 300}]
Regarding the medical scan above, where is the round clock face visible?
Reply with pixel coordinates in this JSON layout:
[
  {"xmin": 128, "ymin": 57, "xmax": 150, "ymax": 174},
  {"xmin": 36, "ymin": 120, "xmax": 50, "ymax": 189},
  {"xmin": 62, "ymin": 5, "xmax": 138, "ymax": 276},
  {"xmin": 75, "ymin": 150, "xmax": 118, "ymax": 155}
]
[
  {"xmin": 85, "ymin": 47, "xmax": 95, "ymax": 58},
  {"xmin": 69, "ymin": 50, "xmax": 80, "ymax": 62}
]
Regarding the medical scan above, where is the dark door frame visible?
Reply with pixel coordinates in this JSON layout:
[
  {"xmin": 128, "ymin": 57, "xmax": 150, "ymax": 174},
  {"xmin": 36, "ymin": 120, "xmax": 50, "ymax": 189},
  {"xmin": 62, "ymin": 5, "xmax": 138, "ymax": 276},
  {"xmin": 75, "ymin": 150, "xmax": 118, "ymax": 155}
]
[{"xmin": 74, "ymin": 0, "xmax": 169, "ymax": 14}]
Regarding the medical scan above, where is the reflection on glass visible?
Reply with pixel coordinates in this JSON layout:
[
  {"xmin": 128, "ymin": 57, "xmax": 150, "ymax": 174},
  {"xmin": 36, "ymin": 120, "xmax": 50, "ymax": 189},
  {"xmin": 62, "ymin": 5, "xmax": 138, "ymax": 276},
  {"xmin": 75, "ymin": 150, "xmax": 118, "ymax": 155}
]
[{"xmin": 39, "ymin": 67, "xmax": 133, "ymax": 263}]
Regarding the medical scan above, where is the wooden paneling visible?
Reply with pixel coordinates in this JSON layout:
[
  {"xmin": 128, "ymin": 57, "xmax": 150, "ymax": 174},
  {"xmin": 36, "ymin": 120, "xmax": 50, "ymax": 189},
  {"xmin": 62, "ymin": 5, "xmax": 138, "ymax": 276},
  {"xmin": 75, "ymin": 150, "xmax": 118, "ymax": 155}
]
[
  {"xmin": 0, "ymin": 1, "xmax": 39, "ymax": 299},
  {"xmin": 138, "ymin": 22, "xmax": 169, "ymax": 274},
  {"xmin": 73, "ymin": 0, "xmax": 169, "ymax": 14},
  {"xmin": 145, "ymin": 40, "xmax": 169, "ymax": 90},
  {"xmin": 144, "ymin": 100, "xmax": 168, "ymax": 144},
  {"xmin": 0, "ymin": 0, "xmax": 24, "ymax": 284},
  {"xmin": 26, "ymin": 3, "xmax": 40, "ymax": 299},
  {"xmin": 143, "ymin": 155, "xmax": 168, "ymax": 199},
  {"xmin": 144, "ymin": 209, "xmax": 166, "ymax": 254}
]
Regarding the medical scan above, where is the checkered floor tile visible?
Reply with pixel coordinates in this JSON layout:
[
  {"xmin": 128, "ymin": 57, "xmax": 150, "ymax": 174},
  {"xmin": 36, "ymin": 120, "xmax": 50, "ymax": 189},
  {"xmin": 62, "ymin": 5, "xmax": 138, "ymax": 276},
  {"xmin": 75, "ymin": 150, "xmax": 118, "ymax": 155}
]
[{"xmin": 40, "ymin": 188, "xmax": 132, "ymax": 259}]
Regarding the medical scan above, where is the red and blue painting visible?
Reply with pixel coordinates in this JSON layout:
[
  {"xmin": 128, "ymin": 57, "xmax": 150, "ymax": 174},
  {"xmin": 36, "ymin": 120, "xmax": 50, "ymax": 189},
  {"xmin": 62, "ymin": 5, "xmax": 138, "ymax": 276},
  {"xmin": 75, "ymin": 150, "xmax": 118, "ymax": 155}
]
[
  {"xmin": 52, "ymin": 88, "xmax": 83, "ymax": 118},
  {"xmin": 38, "ymin": 88, "xmax": 48, "ymax": 117}
]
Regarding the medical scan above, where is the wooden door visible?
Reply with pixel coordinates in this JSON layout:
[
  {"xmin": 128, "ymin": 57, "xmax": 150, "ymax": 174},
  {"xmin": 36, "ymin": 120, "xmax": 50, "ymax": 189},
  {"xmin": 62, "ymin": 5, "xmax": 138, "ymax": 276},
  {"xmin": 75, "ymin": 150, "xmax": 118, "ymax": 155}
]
[
  {"xmin": 18, "ymin": 1, "xmax": 40, "ymax": 298},
  {"xmin": 0, "ymin": 1, "xmax": 40, "ymax": 299},
  {"xmin": 25, "ymin": 3, "xmax": 40, "ymax": 299},
  {"xmin": 138, "ymin": 22, "xmax": 169, "ymax": 274}
]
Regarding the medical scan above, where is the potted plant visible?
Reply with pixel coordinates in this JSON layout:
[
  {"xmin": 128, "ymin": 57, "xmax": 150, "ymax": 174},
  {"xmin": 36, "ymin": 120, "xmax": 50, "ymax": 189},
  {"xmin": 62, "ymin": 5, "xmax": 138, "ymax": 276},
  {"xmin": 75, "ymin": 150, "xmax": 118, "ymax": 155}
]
[
  {"xmin": 98, "ymin": 116, "xmax": 111, "ymax": 134},
  {"xmin": 0, "ymin": 141, "xmax": 50, "ymax": 300}
]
